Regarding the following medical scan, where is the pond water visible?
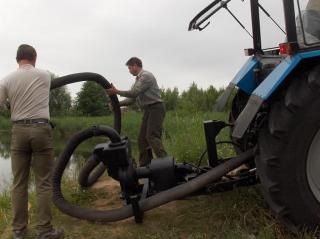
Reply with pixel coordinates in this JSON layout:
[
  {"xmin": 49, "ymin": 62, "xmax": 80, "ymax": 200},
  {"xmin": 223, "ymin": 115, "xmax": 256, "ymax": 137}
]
[
  {"xmin": 0, "ymin": 154, "xmax": 11, "ymax": 191},
  {"xmin": 0, "ymin": 132, "xmax": 103, "ymax": 193}
]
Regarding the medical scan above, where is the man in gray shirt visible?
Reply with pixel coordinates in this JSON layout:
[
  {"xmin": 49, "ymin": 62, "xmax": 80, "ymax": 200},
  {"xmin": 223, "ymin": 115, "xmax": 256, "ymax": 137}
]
[
  {"xmin": 106, "ymin": 57, "xmax": 167, "ymax": 166},
  {"xmin": 0, "ymin": 44, "xmax": 63, "ymax": 239}
]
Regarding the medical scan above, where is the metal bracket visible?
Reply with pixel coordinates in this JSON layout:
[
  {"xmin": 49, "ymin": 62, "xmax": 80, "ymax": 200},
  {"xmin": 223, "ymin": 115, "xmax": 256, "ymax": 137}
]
[
  {"xmin": 203, "ymin": 120, "xmax": 228, "ymax": 167},
  {"xmin": 130, "ymin": 195, "xmax": 144, "ymax": 223}
]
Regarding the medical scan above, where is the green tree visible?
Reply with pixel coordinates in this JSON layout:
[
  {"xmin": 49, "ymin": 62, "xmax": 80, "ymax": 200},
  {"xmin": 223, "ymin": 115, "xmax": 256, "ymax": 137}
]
[
  {"xmin": 161, "ymin": 87, "xmax": 179, "ymax": 111},
  {"xmin": 0, "ymin": 100, "xmax": 10, "ymax": 118},
  {"xmin": 75, "ymin": 81, "xmax": 110, "ymax": 116},
  {"xmin": 172, "ymin": 83, "xmax": 223, "ymax": 112},
  {"xmin": 49, "ymin": 86, "xmax": 72, "ymax": 116},
  {"xmin": 204, "ymin": 85, "xmax": 219, "ymax": 111},
  {"xmin": 179, "ymin": 82, "xmax": 207, "ymax": 112}
]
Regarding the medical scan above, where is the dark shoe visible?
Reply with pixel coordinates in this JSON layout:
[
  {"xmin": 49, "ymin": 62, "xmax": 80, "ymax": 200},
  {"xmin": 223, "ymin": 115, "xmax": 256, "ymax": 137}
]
[
  {"xmin": 37, "ymin": 228, "xmax": 64, "ymax": 239},
  {"xmin": 13, "ymin": 229, "xmax": 27, "ymax": 239}
]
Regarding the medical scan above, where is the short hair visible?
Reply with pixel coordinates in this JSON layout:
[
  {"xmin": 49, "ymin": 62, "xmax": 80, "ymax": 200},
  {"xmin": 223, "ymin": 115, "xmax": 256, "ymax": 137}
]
[
  {"xmin": 126, "ymin": 57, "xmax": 142, "ymax": 68},
  {"xmin": 16, "ymin": 44, "xmax": 37, "ymax": 62}
]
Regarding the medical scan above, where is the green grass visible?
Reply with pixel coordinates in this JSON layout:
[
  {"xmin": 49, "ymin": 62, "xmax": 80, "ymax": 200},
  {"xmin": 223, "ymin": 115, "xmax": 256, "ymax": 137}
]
[
  {"xmin": 0, "ymin": 117, "xmax": 11, "ymax": 130},
  {"xmin": 0, "ymin": 190, "xmax": 11, "ymax": 231},
  {"xmin": 0, "ymin": 111, "xmax": 230, "ymax": 164},
  {"xmin": 0, "ymin": 112, "xmax": 318, "ymax": 238},
  {"xmin": 0, "ymin": 187, "xmax": 315, "ymax": 239}
]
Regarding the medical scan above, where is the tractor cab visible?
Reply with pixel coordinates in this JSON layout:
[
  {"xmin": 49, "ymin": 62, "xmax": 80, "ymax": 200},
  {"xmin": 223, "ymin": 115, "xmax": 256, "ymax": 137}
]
[{"xmin": 296, "ymin": 0, "xmax": 320, "ymax": 47}]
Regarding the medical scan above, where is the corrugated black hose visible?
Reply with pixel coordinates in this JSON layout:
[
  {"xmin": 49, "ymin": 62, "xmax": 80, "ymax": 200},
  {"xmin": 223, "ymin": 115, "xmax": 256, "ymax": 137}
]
[
  {"xmin": 51, "ymin": 73, "xmax": 255, "ymax": 222},
  {"xmin": 50, "ymin": 72, "xmax": 121, "ymax": 133},
  {"xmin": 52, "ymin": 124, "xmax": 255, "ymax": 222},
  {"xmin": 51, "ymin": 73, "xmax": 121, "ymax": 187}
]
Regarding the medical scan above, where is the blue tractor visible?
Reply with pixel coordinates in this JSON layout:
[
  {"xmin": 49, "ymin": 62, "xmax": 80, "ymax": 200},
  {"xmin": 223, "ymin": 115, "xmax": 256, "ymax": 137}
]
[
  {"xmin": 189, "ymin": 0, "xmax": 320, "ymax": 230},
  {"xmin": 51, "ymin": 0, "xmax": 320, "ymax": 232}
]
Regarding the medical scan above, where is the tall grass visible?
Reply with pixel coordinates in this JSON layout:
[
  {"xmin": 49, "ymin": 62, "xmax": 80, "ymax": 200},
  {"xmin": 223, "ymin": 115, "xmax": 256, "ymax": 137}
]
[
  {"xmin": 0, "ymin": 113, "xmax": 318, "ymax": 238},
  {"xmin": 0, "ymin": 190, "xmax": 11, "ymax": 234},
  {"xmin": 59, "ymin": 111, "xmax": 232, "ymax": 164}
]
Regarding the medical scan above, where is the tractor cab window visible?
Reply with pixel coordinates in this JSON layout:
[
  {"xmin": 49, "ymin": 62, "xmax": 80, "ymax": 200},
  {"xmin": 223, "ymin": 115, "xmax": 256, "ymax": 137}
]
[{"xmin": 296, "ymin": 0, "xmax": 320, "ymax": 47}]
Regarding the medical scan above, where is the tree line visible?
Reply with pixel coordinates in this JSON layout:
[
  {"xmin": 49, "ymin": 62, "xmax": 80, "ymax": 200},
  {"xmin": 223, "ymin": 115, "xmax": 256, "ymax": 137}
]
[{"xmin": 0, "ymin": 81, "xmax": 232, "ymax": 117}]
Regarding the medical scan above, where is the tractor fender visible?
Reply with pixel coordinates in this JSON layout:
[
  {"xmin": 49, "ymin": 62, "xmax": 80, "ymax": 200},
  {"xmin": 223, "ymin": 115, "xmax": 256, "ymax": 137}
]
[
  {"xmin": 214, "ymin": 56, "xmax": 258, "ymax": 111},
  {"xmin": 232, "ymin": 49, "xmax": 320, "ymax": 139}
]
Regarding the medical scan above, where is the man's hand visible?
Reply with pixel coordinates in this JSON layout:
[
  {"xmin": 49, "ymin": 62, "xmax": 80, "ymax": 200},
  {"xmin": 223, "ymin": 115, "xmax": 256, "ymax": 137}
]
[{"xmin": 106, "ymin": 84, "xmax": 119, "ymax": 96}]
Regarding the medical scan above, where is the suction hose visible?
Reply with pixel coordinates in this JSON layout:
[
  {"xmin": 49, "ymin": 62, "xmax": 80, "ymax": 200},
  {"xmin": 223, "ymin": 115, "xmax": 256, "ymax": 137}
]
[
  {"xmin": 51, "ymin": 72, "xmax": 121, "ymax": 133},
  {"xmin": 78, "ymin": 154, "xmax": 106, "ymax": 187},
  {"xmin": 53, "ymin": 125, "xmax": 255, "ymax": 222},
  {"xmin": 51, "ymin": 73, "xmax": 121, "ymax": 187}
]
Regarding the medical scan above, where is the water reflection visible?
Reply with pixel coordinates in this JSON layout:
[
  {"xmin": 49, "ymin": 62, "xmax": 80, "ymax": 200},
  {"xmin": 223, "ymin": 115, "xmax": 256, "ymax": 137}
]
[
  {"xmin": 0, "ymin": 138, "xmax": 12, "ymax": 191},
  {"xmin": 0, "ymin": 154, "xmax": 11, "ymax": 191},
  {"xmin": 0, "ymin": 131, "xmax": 108, "ymax": 193}
]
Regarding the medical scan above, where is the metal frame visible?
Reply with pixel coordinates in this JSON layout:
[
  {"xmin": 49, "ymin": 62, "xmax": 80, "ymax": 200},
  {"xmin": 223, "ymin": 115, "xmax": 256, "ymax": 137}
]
[
  {"xmin": 283, "ymin": 0, "xmax": 298, "ymax": 43},
  {"xmin": 188, "ymin": 0, "xmax": 232, "ymax": 31},
  {"xmin": 250, "ymin": 0, "xmax": 262, "ymax": 53},
  {"xmin": 189, "ymin": 0, "xmax": 300, "ymax": 52}
]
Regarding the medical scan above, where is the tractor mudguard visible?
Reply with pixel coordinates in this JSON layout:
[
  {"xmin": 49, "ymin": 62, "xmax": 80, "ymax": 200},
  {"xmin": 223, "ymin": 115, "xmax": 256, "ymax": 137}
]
[
  {"xmin": 214, "ymin": 56, "xmax": 258, "ymax": 111},
  {"xmin": 232, "ymin": 49, "xmax": 320, "ymax": 139}
]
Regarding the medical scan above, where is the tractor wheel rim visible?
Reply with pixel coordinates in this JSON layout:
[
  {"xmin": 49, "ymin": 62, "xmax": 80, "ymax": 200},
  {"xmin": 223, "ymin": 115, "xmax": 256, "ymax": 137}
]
[{"xmin": 307, "ymin": 129, "xmax": 320, "ymax": 202}]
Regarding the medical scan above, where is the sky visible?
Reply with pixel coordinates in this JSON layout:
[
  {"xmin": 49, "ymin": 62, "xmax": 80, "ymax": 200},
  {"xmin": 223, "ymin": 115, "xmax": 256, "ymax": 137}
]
[{"xmin": 0, "ymin": 0, "xmax": 309, "ymax": 99}]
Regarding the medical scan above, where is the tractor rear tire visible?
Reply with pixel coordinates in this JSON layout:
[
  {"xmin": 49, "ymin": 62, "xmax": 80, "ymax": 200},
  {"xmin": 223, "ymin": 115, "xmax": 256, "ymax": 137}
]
[{"xmin": 256, "ymin": 65, "xmax": 320, "ymax": 230}]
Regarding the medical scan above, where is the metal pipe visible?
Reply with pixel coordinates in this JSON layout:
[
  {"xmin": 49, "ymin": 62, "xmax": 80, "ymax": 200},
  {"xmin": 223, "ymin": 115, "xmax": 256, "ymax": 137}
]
[
  {"xmin": 136, "ymin": 167, "xmax": 152, "ymax": 178},
  {"xmin": 283, "ymin": 0, "xmax": 298, "ymax": 43},
  {"xmin": 188, "ymin": 0, "xmax": 232, "ymax": 31},
  {"xmin": 250, "ymin": 0, "xmax": 262, "ymax": 53}
]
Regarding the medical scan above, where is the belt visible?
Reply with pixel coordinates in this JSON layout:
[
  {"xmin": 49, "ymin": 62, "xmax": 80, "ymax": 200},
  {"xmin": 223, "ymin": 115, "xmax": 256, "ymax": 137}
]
[
  {"xmin": 13, "ymin": 118, "xmax": 49, "ymax": 124},
  {"xmin": 147, "ymin": 102, "xmax": 163, "ymax": 107}
]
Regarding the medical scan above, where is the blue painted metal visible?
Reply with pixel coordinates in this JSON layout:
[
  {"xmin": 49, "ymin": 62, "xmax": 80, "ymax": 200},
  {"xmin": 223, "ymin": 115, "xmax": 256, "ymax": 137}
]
[
  {"xmin": 231, "ymin": 56, "xmax": 259, "ymax": 94},
  {"xmin": 252, "ymin": 50, "xmax": 320, "ymax": 100},
  {"xmin": 232, "ymin": 49, "xmax": 320, "ymax": 138}
]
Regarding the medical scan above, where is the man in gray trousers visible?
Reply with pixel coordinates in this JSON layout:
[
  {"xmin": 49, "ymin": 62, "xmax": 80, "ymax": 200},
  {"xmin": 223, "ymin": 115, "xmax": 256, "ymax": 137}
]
[
  {"xmin": 106, "ymin": 57, "xmax": 167, "ymax": 166},
  {"xmin": 0, "ymin": 44, "xmax": 63, "ymax": 239}
]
